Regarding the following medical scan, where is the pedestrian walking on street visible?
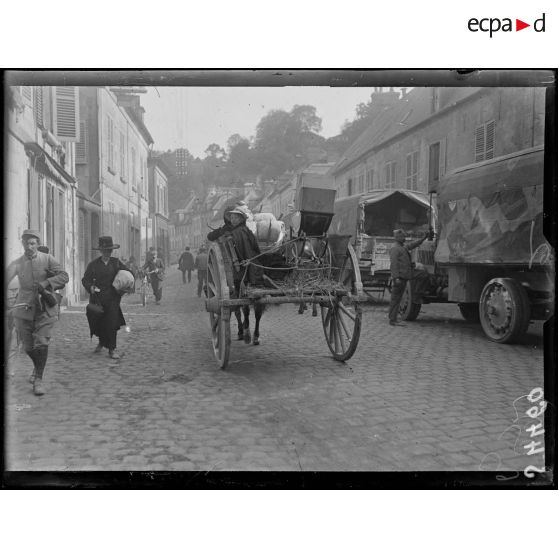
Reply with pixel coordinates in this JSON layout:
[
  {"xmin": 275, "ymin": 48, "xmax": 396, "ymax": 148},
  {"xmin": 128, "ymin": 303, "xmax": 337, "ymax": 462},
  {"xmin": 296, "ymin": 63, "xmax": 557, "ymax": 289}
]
[
  {"xmin": 194, "ymin": 246, "xmax": 208, "ymax": 297},
  {"xmin": 388, "ymin": 229, "xmax": 430, "ymax": 326},
  {"xmin": 142, "ymin": 249, "xmax": 165, "ymax": 304},
  {"xmin": 178, "ymin": 246, "xmax": 195, "ymax": 284},
  {"xmin": 82, "ymin": 236, "xmax": 131, "ymax": 359},
  {"xmin": 5, "ymin": 230, "xmax": 69, "ymax": 395}
]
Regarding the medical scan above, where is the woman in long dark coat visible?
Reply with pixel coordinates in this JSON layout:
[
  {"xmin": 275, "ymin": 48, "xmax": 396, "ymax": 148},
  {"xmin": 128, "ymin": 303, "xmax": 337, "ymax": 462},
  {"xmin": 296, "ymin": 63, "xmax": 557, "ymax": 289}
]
[{"xmin": 82, "ymin": 236, "xmax": 131, "ymax": 359}]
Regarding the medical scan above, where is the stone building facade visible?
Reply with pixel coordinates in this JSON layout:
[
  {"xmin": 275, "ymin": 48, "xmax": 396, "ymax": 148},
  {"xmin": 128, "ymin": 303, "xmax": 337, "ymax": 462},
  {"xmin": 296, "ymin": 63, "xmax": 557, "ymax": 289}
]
[{"xmin": 6, "ymin": 84, "xmax": 80, "ymax": 303}]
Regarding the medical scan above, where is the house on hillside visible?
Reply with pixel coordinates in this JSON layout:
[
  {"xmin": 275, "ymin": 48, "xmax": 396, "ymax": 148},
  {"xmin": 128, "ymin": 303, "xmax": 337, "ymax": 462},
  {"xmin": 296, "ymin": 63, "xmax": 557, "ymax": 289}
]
[{"xmin": 332, "ymin": 86, "xmax": 546, "ymax": 198}]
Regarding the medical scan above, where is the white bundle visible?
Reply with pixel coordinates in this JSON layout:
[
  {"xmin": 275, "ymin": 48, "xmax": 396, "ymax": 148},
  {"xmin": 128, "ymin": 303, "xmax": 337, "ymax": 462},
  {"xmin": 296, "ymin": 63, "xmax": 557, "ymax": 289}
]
[
  {"xmin": 253, "ymin": 212, "xmax": 277, "ymax": 223},
  {"xmin": 253, "ymin": 213, "xmax": 285, "ymax": 245},
  {"xmin": 112, "ymin": 270, "xmax": 135, "ymax": 293}
]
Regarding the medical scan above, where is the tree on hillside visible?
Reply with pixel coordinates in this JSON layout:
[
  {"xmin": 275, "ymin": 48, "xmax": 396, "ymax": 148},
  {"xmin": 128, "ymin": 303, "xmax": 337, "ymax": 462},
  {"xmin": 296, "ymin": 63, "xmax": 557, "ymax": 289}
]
[
  {"xmin": 202, "ymin": 143, "xmax": 227, "ymax": 187},
  {"xmin": 253, "ymin": 104, "xmax": 324, "ymax": 179},
  {"xmin": 225, "ymin": 134, "xmax": 257, "ymax": 186}
]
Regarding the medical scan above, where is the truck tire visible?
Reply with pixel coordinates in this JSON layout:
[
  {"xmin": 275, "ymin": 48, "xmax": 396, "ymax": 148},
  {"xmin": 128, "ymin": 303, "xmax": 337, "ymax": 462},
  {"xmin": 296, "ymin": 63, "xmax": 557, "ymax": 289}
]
[
  {"xmin": 458, "ymin": 303, "xmax": 480, "ymax": 323},
  {"xmin": 399, "ymin": 280, "xmax": 421, "ymax": 321},
  {"xmin": 479, "ymin": 278, "xmax": 531, "ymax": 343}
]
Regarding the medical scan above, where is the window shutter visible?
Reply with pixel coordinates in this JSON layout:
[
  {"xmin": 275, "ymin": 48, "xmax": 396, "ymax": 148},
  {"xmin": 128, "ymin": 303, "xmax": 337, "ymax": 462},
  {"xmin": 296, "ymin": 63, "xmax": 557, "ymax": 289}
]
[
  {"xmin": 76, "ymin": 120, "xmax": 88, "ymax": 163},
  {"xmin": 428, "ymin": 142, "xmax": 440, "ymax": 192},
  {"xmin": 485, "ymin": 121, "xmax": 495, "ymax": 160},
  {"xmin": 474, "ymin": 125, "xmax": 485, "ymax": 162},
  {"xmin": 53, "ymin": 86, "xmax": 79, "ymax": 141},
  {"xmin": 33, "ymin": 86, "xmax": 44, "ymax": 127},
  {"xmin": 21, "ymin": 86, "xmax": 33, "ymax": 106}
]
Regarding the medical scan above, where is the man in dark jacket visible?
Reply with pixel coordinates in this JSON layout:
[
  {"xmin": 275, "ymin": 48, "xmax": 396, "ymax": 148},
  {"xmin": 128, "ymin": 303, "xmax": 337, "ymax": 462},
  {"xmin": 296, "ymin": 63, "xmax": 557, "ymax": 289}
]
[
  {"xmin": 6, "ymin": 230, "xmax": 69, "ymax": 395},
  {"xmin": 388, "ymin": 229, "xmax": 429, "ymax": 326},
  {"xmin": 143, "ymin": 250, "xmax": 165, "ymax": 304},
  {"xmin": 178, "ymin": 247, "xmax": 195, "ymax": 284},
  {"xmin": 82, "ymin": 236, "xmax": 131, "ymax": 359}
]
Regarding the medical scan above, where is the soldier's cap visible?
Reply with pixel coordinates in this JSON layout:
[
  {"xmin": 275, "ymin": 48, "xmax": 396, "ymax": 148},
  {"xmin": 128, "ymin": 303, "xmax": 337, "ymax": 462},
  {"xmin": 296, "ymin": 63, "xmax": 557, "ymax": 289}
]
[
  {"xmin": 22, "ymin": 229, "xmax": 41, "ymax": 243},
  {"xmin": 393, "ymin": 229, "xmax": 406, "ymax": 237}
]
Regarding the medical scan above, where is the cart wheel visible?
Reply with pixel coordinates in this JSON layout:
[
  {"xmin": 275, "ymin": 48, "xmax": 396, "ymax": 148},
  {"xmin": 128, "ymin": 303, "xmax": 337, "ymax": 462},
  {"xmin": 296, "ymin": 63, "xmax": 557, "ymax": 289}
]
[
  {"xmin": 479, "ymin": 278, "xmax": 531, "ymax": 343},
  {"xmin": 399, "ymin": 280, "xmax": 421, "ymax": 321},
  {"xmin": 321, "ymin": 243, "xmax": 363, "ymax": 361},
  {"xmin": 207, "ymin": 244, "xmax": 231, "ymax": 368}
]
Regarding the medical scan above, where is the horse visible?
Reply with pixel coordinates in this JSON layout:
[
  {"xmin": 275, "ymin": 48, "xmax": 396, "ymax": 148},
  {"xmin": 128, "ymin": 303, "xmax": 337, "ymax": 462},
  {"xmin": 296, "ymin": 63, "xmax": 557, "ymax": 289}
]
[
  {"xmin": 231, "ymin": 252, "xmax": 284, "ymax": 346},
  {"xmin": 233, "ymin": 303, "xmax": 265, "ymax": 346}
]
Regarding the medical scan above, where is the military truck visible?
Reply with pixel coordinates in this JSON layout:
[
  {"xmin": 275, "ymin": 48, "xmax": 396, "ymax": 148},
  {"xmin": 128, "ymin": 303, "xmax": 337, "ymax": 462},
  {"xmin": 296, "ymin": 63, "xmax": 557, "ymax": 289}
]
[
  {"xmin": 427, "ymin": 145, "xmax": 553, "ymax": 343},
  {"xmin": 330, "ymin": 189, "xmax": 435, "ymax": 307},
  {"xmin": 331, "ymin": 146, "xmax": 554, "ymax": 343}
]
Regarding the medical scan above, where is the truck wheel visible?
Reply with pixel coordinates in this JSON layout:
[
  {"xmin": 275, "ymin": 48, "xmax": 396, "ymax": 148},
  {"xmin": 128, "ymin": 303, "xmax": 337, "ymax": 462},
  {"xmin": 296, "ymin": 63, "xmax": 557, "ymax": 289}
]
[
  {"xmin": 458, "ymin": 303, "xmax": 480, "ymax": 323},
  {"xmin": 399, "ymin": 281, "xmax": 421, "ymax": 321},
  {"xmin": 479, "ymin": 278, "xmax": 531, "ymax": 343}
]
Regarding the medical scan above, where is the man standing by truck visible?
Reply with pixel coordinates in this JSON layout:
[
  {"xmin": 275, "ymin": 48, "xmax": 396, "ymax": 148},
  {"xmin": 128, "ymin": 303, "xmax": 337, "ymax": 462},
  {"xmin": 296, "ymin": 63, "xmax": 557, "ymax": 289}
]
[{"xmin": 388, "ymin": 229, "xmax": 430, "ymax": 326}]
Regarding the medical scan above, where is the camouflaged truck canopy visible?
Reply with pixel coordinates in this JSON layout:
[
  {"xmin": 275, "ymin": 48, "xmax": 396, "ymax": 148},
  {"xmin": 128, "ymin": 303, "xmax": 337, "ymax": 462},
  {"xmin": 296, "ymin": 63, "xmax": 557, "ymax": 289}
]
[{"xmin": 435, "ymin": 146, "xmax": 551, "ymax": 266}]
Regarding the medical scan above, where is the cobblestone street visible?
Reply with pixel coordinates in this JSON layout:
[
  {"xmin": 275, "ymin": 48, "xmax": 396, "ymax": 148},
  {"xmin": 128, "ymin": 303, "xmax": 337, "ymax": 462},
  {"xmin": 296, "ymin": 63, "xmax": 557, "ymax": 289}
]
[{"xmin": 5, "ymin": 269, "xmax": 547, "ymax": 473}]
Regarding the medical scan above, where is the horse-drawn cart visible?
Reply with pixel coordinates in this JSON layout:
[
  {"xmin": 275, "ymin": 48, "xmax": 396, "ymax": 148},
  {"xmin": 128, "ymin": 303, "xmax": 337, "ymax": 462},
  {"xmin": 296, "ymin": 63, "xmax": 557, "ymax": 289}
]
[{"xmin": 204, "ymin": 188, "xmax": 366, "ymax": 369}]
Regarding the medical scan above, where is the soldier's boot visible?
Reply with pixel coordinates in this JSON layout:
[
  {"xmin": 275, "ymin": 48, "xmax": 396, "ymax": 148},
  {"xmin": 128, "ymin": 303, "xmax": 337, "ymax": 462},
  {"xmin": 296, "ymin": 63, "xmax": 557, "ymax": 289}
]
[
  {"xmin": 25, "ymin": 350, "xmax": 37, "ymax": 384},
  {"xmin": 32, "ymin": 346, "xmax": 48, "ymax": 396}
]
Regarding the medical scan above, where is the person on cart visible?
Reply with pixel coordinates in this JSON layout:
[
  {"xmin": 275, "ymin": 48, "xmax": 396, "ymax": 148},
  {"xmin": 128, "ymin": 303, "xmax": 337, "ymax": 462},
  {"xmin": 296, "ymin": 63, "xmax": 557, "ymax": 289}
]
[{"xmin": 208, "ymin": 205, "xmax": 263, "ymax": 289}]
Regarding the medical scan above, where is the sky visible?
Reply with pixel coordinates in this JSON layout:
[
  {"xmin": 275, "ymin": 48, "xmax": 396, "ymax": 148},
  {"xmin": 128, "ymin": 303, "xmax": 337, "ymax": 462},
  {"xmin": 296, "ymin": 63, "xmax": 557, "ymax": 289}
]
[{"xmin": 141, "ymin": 87, "xmax": 382, "ymax": 158}]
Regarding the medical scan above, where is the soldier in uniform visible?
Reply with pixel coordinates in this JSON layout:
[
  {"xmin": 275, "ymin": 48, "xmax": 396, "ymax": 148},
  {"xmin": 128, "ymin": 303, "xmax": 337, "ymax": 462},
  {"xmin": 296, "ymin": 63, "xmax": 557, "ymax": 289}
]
[
  {"xmin": 5, "ymin": 230, "xmax": 69, "ymax": 395},
  {"xmin": 388, "ymin": 229, "xmax": 430, "ymax": 326}
]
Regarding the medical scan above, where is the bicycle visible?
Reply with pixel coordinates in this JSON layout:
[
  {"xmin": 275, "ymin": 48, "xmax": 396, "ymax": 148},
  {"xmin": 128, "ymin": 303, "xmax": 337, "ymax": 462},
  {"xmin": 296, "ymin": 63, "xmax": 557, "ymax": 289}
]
[{"xmin": 137, "ymin": 269, "xmax": 158, "ymax": 306}]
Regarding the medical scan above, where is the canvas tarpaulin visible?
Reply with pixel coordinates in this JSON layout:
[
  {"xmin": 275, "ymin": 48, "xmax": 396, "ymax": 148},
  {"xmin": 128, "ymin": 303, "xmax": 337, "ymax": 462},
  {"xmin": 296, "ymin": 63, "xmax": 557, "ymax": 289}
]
[
  {"xmin": 434, "ymin": 147, "xmax": 552, "ymax": 266},
  {"xmin": 330, "ymin": 190, "xmax": 432, "ymax": 239}
]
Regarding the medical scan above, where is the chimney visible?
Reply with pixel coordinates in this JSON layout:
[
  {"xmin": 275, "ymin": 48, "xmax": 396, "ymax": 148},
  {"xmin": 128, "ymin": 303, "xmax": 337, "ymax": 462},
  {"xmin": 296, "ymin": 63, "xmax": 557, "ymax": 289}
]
[{"xmin": 370, "ymin": 88, "xmax": 400, "ymax": 108}]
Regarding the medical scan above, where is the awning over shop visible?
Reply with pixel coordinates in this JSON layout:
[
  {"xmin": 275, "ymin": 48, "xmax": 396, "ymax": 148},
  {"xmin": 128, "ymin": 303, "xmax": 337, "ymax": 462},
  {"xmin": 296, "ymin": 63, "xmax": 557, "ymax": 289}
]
[{"xmin": 25, "ymin": 142, "xmax": 77, "ymax": 188}]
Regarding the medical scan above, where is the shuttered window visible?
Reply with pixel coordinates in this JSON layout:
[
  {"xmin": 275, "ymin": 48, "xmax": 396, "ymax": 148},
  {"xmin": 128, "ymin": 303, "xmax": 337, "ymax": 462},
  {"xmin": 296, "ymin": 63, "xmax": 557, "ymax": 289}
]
[
  {"xmin": 358, "ymin": 174, "xmax": 365, "ymax": 193},
  {"xmin": 33, "ymin": 86, "xmax": 44, "ymax": 128},
  {"xmin": 366, "ymin": 169, "xmax": 374, "ymax": 192},
  {"xmin": 76, "ymin": 120, "xmax": 88, "ymax": 163},
  {"xmin": 474, "ymin": 120, "xmax": 495, "ymax": 162},
  {"xmin": 120, "ymin": 132, "xmax": 126, "ymax": 179},
  {"xmin": 131, "ymin": 148, "xmax": 137, "ymax": 190},
  {"xmin": 21, "ymin": 86, "xmax": 33, "ymax": 106},
  {"xmin": 107, "ymin": 116, "xmax": 115, "ymax": 170},
  {"xmin": 384, "ymin": 162, "xmax": 396, "ymax": 189},
  {"xmin": 428, "ymin": 142, "xmax": 441, "ymax": 190},
  {"xmin": 406, "ymin": 151, "xmax": 419, "ymax": 191},
  {"xmin": 53, "ymin": 86, "xmax": 79, "ymax": 141},
  {"xmin": 144, "ymin": 159, "xmax": 148, "ymax": 198}
]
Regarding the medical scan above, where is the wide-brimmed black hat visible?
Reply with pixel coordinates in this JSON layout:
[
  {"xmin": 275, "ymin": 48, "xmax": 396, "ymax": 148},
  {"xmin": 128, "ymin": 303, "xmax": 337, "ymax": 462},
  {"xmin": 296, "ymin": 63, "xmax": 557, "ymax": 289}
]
[{"xmin": 94, "ymin": 236, "xmax": 120, "ymax": 250}]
